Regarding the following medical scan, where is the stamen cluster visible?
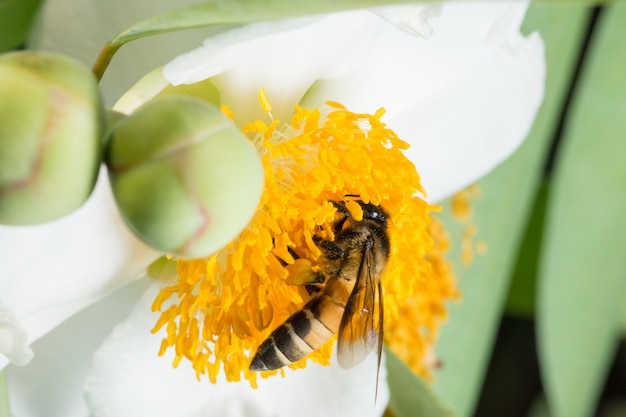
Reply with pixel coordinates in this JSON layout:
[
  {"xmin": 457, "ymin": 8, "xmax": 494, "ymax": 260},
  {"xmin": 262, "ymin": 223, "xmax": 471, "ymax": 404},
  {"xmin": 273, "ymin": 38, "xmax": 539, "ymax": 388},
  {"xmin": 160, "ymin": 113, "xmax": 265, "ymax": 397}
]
[{"xmin": 152, "ymin": 98, "xmax": 457, "ymax": 386}]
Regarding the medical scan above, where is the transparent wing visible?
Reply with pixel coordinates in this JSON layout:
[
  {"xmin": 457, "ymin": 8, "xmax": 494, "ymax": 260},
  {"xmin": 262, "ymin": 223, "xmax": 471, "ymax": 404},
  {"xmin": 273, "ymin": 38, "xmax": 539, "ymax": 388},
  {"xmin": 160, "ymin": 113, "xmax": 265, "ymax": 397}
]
[{"xmin": 337, "ymin": 241, "xmax": 384, "ymax": 370}]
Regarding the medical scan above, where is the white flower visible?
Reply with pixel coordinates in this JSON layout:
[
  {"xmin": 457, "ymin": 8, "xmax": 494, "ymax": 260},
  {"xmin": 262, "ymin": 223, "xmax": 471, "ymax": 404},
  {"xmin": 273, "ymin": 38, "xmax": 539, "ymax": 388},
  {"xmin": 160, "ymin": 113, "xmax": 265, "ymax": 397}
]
[
  {"xmin": 118, "ymin": 3, "xmax": 544, "ymax": 203},
  {"xmin": 6, "ymin": 2, "xmax": 544, "ymax": 416},
  {"xmin": 0, "ymin": 176, "xmax": 159, "ymax": 370}
]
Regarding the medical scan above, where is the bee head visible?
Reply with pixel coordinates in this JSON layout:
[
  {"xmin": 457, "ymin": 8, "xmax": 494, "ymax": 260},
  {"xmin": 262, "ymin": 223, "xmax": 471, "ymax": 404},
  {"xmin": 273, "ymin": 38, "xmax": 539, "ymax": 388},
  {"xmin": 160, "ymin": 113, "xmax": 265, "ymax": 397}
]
[{"xmin": 358, "ymin": 201, "xmax": 388, "ymax": 225}]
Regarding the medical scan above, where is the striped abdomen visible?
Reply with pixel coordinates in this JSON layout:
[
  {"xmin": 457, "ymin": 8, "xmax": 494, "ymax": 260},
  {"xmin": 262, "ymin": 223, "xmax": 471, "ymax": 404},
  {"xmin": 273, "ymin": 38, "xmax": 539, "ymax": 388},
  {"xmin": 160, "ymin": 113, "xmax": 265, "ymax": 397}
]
[{"xmin": 249, "ymin": 276, "xmax": 353, "ymax": 371}]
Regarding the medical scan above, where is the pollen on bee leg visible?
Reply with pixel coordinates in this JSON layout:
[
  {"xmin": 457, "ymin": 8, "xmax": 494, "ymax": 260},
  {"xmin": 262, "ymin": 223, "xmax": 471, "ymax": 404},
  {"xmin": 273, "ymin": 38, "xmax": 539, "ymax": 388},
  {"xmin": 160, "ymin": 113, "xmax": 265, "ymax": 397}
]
[{"xmin": 285, "ymin": 258, "xmax": 320, "ymax": 285}]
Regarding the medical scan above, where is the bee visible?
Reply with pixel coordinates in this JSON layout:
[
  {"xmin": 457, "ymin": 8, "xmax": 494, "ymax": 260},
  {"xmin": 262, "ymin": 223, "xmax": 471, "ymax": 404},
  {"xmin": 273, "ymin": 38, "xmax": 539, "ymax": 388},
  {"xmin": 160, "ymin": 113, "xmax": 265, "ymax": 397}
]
[{"xmin": 250, "ymin": 200, "xmax": 390, "ymax": 379}]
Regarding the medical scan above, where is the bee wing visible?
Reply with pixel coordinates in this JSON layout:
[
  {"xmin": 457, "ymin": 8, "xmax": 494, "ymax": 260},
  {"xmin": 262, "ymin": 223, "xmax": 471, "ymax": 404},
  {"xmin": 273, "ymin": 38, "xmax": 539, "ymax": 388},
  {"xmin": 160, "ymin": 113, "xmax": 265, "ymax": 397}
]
[{"xmin": 336, "ymin": 242, "xmax": 384, "ymax": 370}]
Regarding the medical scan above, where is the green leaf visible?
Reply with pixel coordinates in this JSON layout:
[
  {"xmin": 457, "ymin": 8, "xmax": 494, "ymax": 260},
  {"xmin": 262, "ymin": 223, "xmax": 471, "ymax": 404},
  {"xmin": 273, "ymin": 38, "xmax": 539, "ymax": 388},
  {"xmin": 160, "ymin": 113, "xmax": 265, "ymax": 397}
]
[
  {"xmin": 430, "ymin": 4, "xmax": 590, "ymax": 417},
  {"xmin": 602, "ymin": 401, "xmax": 626, "ymax": 417},
  {"xmin": 505, "ymin": 181, "xmax": 550, "ymax": 318},
  {"xmin": 528, "ymin": 397, "xmax": 552, "ymax": 417},
  {"xmin": 385, "ymin": 347, "xmax": 455, "ymax": 417},
  {"xmin": 92, "ymin": 0, "xmax": 426, "ymax": 79},
  {"xmin": 0, "ymin": 370, "xmax": 9, "ymax": 417},
  {"xmin": 0, "ymin": 0, "xmax": 42, "ymax": 52},
  {"xmin": 110, "ymin": 0, "xmax": 424, "ymax": 42},
  {"xmin": 621, "ymin": 294, "xmax": 626, "ymax": 335},
  {"xmin": 537, "ymin": 5, "xmax": 626, "ymax": 417}
]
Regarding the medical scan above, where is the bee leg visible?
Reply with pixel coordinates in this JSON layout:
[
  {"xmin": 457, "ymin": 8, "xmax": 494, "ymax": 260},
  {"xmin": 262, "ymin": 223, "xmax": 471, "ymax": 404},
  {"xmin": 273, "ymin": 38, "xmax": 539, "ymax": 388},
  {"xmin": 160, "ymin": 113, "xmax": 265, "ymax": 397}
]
[
  {"xmin": 287, "ymin": 247, "xmax": 300, "ymax": 261},
  {"xmin": 303, "ymin": 272, "xmax": 326, "ymax": 296},
  {"xmin": 331, "ymin": 201, "xmax": 351, "ymax": 232},
  {"xmin": 331, "ymin": 200, "xmax": 349, "ymax": 213},
  {"xmin": 313, "ymin": 235, "xmax": 345, "ymax": 260}
]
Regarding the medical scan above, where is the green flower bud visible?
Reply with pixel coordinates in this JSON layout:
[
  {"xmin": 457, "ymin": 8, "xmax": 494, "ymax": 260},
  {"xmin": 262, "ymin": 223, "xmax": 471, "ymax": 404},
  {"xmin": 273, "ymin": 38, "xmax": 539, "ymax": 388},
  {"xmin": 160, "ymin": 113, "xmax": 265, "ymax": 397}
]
[
  {"xmin": 0, "ymin": 51, "xmax": 103, "ymax": 225},
  {"xmin": 106, "ymin": 95, "xmax": 264, "ymax": 258}
]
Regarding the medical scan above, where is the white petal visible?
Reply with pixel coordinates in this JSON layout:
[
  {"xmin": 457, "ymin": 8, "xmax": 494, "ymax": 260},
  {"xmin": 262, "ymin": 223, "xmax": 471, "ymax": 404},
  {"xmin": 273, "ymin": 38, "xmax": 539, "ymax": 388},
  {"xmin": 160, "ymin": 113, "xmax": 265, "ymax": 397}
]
[
  {"xmin": 163, "ymin": 17, "xmax": 323, "ymax": 86},
  {"xmin": 371, "ymin": 4, "xmax": 443, "ymax": 38},
  {"xmin": 6, "ymin": 279, "xmax": 151, "ymax": 417},
  {"xmin": 113, "ymin": 67, "xmax": 171, "ymax": 115},
  {"xmin": 301, "ymin": 2, "xmax": 545, "ymax": 202},
  {"xmin": 31, "ymin": 0, "xmax": 221, "ymax": 105},
  {"xmin": 162, "ymin": 3, "xmax": 544, "ymax": 202},
  {"xmin": 394, "ymin": 3, "xmax": 545, "ymax": 202},
  {"xmin": 0, "ymin": 169, "xmax": 160, "ymax": 369},
  {"xmin": 0, "ymin": 298, "xmax": 33, "ymax": 366},
  {"xmin": 85, "ymin": 284, "xmax": 389, "ymax": 417},
  {"xmin": 163, "ymin": 11, "xmax": 377, "ymax": 125}
]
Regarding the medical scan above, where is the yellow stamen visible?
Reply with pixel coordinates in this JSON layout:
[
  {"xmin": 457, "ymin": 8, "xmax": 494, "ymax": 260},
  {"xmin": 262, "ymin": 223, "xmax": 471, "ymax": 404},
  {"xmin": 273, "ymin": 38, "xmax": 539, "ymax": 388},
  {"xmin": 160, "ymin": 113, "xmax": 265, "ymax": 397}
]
[
  {"xmin": 152, "ymin": 92, "xmax": 457, "ymax": 386},
  {"xmin": 462, "ymin": 224, "xmax": 478, "ymax": 266},
  {"xmin": 476, "ymin": 239, "xmax": 488, "ymax": 255},
  {"xmin": 451, "ymin": 187, "xmax": 472, "ymax": 220},
  {"xmin": 451, "ymin": 184, "xmax": 483, "ymax": 266},
  {"xmin": 258, "ymin": 87, "xmax": 272, "ymax": 113},
  {"xmin": 344, "ymin": 200, "xmax": 364, "ymax": 222},
  {"xmin": 220, "ymin": 104, "xmax": 235, "ymax": 120}
]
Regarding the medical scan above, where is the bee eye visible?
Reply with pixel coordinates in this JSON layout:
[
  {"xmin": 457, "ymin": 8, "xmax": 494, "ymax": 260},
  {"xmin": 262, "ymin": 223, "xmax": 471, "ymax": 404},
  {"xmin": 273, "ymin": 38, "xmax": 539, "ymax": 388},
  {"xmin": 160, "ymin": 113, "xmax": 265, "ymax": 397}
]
[{"xmin": 362, "ymin": 205, "xmax": 386, "ymax": 223}]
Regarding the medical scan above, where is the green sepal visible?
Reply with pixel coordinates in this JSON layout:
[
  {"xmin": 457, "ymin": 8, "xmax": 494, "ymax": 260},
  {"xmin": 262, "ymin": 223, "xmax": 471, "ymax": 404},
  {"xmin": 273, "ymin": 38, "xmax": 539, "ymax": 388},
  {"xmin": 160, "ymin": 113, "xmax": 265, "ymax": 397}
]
[
  {"xmin": 0, "ymin": 51, "xmax": 104, "ymax": 225},
  {"xmin": 106, "ymin": 95, "xmax": 264, "ymax": 258}
]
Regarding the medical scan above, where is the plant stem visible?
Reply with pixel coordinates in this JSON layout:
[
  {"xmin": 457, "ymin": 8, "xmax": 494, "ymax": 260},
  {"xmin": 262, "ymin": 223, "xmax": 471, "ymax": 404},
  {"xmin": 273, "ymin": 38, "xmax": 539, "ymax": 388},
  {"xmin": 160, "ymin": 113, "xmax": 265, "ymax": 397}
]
[{"xmin": 92, "ymin": 42, "xmax": 121, "ymax": 82}]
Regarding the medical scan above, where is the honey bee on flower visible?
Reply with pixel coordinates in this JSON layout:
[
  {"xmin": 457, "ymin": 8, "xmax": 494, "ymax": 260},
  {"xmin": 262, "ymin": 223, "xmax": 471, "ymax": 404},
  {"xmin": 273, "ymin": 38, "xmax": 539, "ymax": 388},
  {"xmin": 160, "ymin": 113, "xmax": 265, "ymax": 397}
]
[{"xmin": 250, "ymin": 199, "xmax": 389, "ymax": 373}]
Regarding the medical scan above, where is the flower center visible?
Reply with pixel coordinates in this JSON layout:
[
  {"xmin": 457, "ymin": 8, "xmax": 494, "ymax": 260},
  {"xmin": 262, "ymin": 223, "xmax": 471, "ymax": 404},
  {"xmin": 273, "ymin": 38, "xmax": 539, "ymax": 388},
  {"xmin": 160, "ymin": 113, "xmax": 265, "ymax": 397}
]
[{"xmin": 151, "ymin": 91, "xmax": 457, "ymax": 387}]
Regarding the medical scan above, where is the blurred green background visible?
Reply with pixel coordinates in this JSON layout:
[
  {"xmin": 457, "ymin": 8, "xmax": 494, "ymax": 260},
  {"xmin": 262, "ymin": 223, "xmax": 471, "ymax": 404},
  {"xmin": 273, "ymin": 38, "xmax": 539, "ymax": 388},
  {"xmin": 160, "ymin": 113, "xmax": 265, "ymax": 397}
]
[{"xmin": 1, "ymin": 1, "xmax": 625, "ymax": 417}]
